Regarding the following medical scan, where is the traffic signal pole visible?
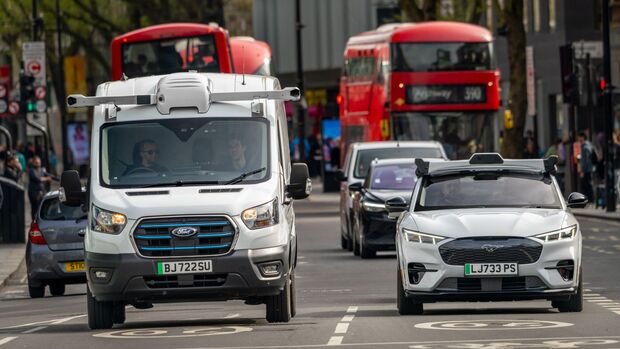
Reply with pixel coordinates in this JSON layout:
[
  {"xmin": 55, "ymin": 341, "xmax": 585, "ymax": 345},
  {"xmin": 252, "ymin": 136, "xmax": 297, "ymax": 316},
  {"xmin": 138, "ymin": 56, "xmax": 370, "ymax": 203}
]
[
  {"xmin": 602, "ymin": 0, "xmax": 616, "ymax": 212},
  {"xmin": 56, "ymin": 0, "xmax": 69, "ymax": 171},
  {"xmin": 295, "ymin": 0, "xmax": 306, "ymax": 162}
]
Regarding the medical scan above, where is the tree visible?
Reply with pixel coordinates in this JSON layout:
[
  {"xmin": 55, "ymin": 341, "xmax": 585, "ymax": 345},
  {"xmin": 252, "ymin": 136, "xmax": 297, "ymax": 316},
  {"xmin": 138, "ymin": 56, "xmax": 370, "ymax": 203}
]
[{"xmin": 399, "ymin": 0, "xmax": 439, "ymax": 22}]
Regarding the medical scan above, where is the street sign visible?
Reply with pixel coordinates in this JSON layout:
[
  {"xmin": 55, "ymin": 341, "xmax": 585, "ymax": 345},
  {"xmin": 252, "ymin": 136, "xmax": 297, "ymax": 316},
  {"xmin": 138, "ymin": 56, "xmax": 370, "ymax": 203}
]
[
  {"xmin": 65, "ymin": 56, "xmax": 87, "ymax": 113},
  {"xmin": 573, "ymin": 41, "xmax": 603, "ymax": 59},
  {"xmin": 35, "ymin": 86, "xmax": 46, "ymax": 100},
  {"xmin": 8, "ymin": 101, "xmax": 20, "ymax": 115},
  {"xmin": 526, "ymin": 46, "xmax": 536, "ymax": 117},
  {"xmin": 0, "ymin": 100, "xmax": 7, "ymax": 114},
  {"xmin": 36, "ymin": 100, "xmax": 47, "ymax": 113},
  {"xmin": 22, "ymin": 42, "xmax": 46, "ymax": 88},
  {"xmin": 0, "ymin": 84, "xmax": 6, "ymax": 99}
]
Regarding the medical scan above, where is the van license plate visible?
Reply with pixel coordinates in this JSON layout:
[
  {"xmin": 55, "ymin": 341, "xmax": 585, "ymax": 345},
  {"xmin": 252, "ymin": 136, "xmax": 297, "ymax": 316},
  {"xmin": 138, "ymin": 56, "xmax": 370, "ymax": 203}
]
[
  {"xmin": 157, "ymin": 260, "xmax": 212, "ymax": 275},
  {"xmin": 65, "ymin": 261, "xmax": 85, "ymax": 272},
  {"xmin": 465, "ymin": 263, "xmax": 517, "ymax": 276}
]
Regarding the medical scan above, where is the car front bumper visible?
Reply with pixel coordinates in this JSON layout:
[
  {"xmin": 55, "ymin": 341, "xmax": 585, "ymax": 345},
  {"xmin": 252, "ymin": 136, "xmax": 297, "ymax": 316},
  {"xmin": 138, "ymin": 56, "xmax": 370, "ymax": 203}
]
[
  {"xmin": 26, "ymin": 243, "xmax": 87, "ymax": 286},
  {"xmin": 361, "ymin": 211, "xmax": 397, "ymax": 250},
  {"xmin": 86, "ymin": 245, "xmax": 290, "ymax": 302}
]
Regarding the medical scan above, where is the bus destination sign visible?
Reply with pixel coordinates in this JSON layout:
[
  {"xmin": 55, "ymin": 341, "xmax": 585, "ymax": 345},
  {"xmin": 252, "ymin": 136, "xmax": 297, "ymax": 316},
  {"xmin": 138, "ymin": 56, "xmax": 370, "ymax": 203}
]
[{"xmin": 406, "ymin": 84, "xmax": 487, "ymax": 105}]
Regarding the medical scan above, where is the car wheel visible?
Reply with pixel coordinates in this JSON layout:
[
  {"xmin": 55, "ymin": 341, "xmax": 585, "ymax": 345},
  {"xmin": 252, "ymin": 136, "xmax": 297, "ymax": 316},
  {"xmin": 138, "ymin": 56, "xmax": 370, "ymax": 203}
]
[
  {"xmin": 346, "ymin": 214, "xmax": 354, "ymax": 251},
  {"xmin": 353, "ymin": 232, "xmax": 360, "ymax": 256},
  {"xmin": 341, "ymin": 235, "xmax": 348, "ymax": 250},
  {"xmin": 397, "ymin": 268, "xmax": 423, "ymax": 315},
  {"xmin": 360, "ymin": 235, "xmax": 376, "ymax": 259},
  {"xmin": 557, "ymin": 269, "xmax": 583, "ymax": 313},
  {"xmin": 266, "ymin": 270, "xmax": 292, "ymax": 323},
  {"xmin": 113, "ymin": 302, "xmax": 126, "ymax": 324},
  {"xmin": 289, "ymin": 269, "xmax": 297, "ymax": 318},
  {"xmin": 28, "ymin": 279, "xmax": 45, "ymax": 299},
  {"xmin": 87, "ymin": 286, "xmax": 114, "ymax": 329},
  {"xmin": 49, "ymin": 283, "xmax": 65, "ymax": 296}
]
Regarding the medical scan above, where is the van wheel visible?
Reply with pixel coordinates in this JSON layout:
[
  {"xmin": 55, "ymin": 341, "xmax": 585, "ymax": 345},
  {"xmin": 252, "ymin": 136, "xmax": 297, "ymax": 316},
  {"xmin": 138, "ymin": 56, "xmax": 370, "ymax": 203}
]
[
  {"xmin": 397, "ymin": 269, "xmax": 423, "ymax": 315},
  {"xmin": 289, "ymin": 269, "xmax": 297, "ymax": 318},
  {"xmin": 266, "ymin": 271, "xmax": 292, "ymax": 323},
  {"xmin": 113, "ymin": 302, "xmax": 126, "ymax": 324},
  {"xmin": 87, "ymin": 286, "xmax": 114, "ymax": 329},
  {"xmin": 49, "ymin": 283, "xmax": 65, "ymax": 296},
  {"xmin": 28, "ymin": 279, "xmax": 45, "ymax": 298},
  {"xmin": 557, "ymin": 270, "xmax": 583, "ymax": 313}
]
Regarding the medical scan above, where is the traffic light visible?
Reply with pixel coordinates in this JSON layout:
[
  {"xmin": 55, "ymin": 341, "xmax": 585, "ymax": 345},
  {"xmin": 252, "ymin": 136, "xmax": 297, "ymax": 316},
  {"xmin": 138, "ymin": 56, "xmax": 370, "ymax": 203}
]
[
  {"xmin": 559, "ymin": 45, "xmax": 579, "ymax": 105},
  {"xmin": 19, "ymin": 72, "xmax": 35, "ymax": 113}
]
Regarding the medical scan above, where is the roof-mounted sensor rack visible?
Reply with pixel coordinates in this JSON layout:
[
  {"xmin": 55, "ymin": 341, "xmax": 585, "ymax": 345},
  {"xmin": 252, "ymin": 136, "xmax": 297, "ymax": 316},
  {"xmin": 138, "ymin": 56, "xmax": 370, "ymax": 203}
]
[{"xmin": 415, "ymin": 153, "xmax": 558, "ymax": 177}]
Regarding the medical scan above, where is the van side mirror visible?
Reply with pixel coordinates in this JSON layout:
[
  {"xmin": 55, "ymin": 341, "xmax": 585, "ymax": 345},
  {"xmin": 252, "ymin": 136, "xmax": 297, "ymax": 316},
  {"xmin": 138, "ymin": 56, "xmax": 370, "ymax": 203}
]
[
  {"xmin": 386, "ymin": 196, "xmax": 408, "ymax": 219},
  {"xmin": 337, "ymin": 170, "xmax": 347, "ymax": 182},
  {"xmin": 59, "ymin": 170, "xmax": 84, "ymax": 207},
  {"xmin": 567, "ymin": 192, "xmax": 588, "ymax": 208},
  {"xmin": 287, "ymin": 163, "xmax": 311, "ymax": 200},
  {"xmin": 348, "ymin": 182, "xmax": 362, "ymax": 192}
]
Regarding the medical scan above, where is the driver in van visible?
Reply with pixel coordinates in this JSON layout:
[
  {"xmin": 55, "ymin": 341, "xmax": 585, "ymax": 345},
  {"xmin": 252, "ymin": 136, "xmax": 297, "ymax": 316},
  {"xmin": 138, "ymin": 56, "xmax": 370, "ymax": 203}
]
[
  {"xmin": 225, "ymin": 135, "xmax": 252, "ymax": 171},
  {"xmin": 123, "ymin": 139, "xmax": 168, "ymax": 175}
]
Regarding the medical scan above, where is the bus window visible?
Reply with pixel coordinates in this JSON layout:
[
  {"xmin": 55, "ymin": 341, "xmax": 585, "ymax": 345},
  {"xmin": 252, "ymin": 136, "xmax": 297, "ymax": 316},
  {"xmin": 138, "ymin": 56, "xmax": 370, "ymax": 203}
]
[
  {"xmin": 345, "ymin": 57, "xmax": 376, "ymax": 79},
  {"xmin": 391, "ymin": 42, "xmax": 493, "ymax": 72},
  {"xmin": 122, "ymin": 35, "xmax": 220, "ymax": 78}
]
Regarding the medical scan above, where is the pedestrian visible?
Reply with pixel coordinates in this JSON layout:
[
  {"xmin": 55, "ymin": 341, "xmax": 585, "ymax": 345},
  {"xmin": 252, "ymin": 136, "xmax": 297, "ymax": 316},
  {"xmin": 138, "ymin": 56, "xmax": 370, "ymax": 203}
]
[
  {"xmin": 523, "ymin": 137, "xmax": 538, "ymax": 159},
  {"xmin": 577, "ymin": 132, "xmax": 595, "ymax": 204},
  {"xmin": 28, "ymin": 155, "xmax": 52, "ymax": 220},
  {"xmin": 545, "ymin": 138, "xmax": 566, "ymax": 194},
  {"xmin": 3, "ymin": 152, "xmax": 23, "ymax": 183}
]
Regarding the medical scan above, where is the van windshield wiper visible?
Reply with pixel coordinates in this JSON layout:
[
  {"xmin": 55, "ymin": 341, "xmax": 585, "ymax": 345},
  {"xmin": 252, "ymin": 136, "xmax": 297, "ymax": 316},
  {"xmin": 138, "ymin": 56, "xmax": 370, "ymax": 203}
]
[
  {"xmin": 139, "ymin": 180, "xmax": 221, "ymax": 188},
  {"xmin": 224, "ymin": 167, "xmax": 267, "ymax": 185}
]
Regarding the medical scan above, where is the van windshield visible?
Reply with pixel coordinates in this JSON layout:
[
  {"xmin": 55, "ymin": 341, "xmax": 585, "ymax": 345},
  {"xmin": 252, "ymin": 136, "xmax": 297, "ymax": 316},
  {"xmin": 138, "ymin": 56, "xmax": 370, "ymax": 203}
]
[{"xmin": 100, "ymin": 118, "xmax": 270, "ymax": 188}]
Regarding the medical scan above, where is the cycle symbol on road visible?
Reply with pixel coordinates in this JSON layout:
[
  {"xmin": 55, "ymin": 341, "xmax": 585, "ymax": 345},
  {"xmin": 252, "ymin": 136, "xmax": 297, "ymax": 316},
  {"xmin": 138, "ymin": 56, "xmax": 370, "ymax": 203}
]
[
  {"xmin": 93, "ymin": 326, "xmax": 252, "ymax": 339},
  {"xmin": 414, "ymin": 320, "xmax": 573, "ymax": 331}
]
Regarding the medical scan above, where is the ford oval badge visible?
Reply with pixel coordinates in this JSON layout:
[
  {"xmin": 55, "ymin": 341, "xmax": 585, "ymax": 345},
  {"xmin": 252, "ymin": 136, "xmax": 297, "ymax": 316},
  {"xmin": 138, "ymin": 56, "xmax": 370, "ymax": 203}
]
[{"xmin": 171, "ymin": 227, "xmax": 198, "ymax": 238}]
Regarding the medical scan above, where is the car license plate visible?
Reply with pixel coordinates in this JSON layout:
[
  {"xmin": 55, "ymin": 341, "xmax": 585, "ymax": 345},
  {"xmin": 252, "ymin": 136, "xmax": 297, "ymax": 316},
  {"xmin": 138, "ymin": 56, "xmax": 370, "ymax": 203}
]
[
  {"xmin": 465, "ymin": 263, "xmax": 518, "ymax": 276},
  {"xmin": 156, "ymin": 260, "xmax": 212, "ymax": 275},
  {"xmin": 65, "ymin": 261, "xmax": 85, "ymax": 272}
]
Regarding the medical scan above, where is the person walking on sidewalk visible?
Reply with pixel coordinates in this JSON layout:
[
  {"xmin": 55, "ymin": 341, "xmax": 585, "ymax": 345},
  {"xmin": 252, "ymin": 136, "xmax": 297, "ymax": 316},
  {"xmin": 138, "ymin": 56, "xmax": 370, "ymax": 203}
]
[
  {"xmin": 577, "ymin": 132, "xmax": 595, "ymax": 204},
  {"xmin": 3, "ymin": 153, "xmax": 23, "ymax": 183},
  {"xmin": 28, "ymin": 156, "xmax": 52, "ymax": 220}
]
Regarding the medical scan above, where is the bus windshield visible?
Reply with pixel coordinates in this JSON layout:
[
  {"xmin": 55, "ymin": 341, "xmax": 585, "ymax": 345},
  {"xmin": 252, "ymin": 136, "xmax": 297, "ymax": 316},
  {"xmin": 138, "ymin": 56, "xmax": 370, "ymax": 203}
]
[
  {"xmin": 391, "ymin": 42, "xmax": 493, "ymax": 72},
  {"xmin": 122, "ymin": 35, "xmax": 220, "ymax": 78}
]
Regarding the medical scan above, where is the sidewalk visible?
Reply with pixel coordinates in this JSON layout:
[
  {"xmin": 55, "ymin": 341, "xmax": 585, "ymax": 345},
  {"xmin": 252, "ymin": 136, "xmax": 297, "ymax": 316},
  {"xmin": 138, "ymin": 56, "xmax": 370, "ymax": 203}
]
[
  {"xmin": 0, "ymin": 187, "xmax": 32, "ymax": 289},
  {"xmin": 572, "ymin": 205, "xmax": 620, "ymax": 221}
]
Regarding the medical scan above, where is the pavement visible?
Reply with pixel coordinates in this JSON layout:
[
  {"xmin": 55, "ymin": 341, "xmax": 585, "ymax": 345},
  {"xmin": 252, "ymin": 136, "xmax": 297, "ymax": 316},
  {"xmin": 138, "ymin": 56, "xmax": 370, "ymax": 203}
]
[{"xmin": 0, "ymin": 186, "xmax": 31, "ymax": 290}]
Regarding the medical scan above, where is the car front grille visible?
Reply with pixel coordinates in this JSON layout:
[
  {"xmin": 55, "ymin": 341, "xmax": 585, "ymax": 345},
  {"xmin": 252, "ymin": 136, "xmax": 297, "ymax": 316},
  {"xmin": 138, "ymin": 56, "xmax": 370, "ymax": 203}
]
[
  {"xmin": 144, "ymin": 274, "xmax": 227, "ymax": 288},
  {"xmin": 133, "ymin": 216, "xmax": 236, "ymax": 257},
  {"xmin": 439, "ymin": 276, "xmax": 546, "ymax": 292},
  {"xmin": 439, "ymin": 237, "xmax": 542, "ymax": 265}
]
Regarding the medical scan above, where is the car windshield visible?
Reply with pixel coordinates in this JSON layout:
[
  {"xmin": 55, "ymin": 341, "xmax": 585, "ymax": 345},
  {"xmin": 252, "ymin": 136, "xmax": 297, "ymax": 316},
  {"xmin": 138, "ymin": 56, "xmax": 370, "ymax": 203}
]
[
  {"xmin": 122, "ymin": 35, "xmax": 220, "ymax": 77},
  {"xmin": 369, "ymin": 164, "xmax": 417, "ymax": 190},
  {"xmin": 416, "ymin": 172, "xmax": 562, "ymax": 211},
  {"xmin": 40, "ymin": 198, "xmax": 86, "ymax": 220},
  {"xmin": 391, "ymin": 42, "xmax": 493, "ymax": 72},
  {"xmin": 101, "ymin": 118, "xmax": 269, "ymax": 188},
  {"xmin": 354, "ymin": 147, "xmax": 442, "ymax": 178}
]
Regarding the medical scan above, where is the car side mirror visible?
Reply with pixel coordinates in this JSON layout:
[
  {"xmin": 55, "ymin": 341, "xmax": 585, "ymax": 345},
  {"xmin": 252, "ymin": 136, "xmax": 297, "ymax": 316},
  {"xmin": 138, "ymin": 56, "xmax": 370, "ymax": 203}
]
[
  {"xmin": 567, "ymin": 192, "xmax": 588, "ymax": 208},
  {"xmin": 348, "ymin": 182, "xmax": 362, "ymax": 192},
  {"xmin": 386, "ymin": 196, "xmax": 408, "ymax": 219},
  {"xmin": 59, "ymin": 170, "xmax": 84, "ymax": 207},
  {"xmin": 287, "ymin": 163, "xmax": 311, "ymax": 200},
  {"xmin": 337, "ymin": 170, "xmax": 347, "ymax": 182}
]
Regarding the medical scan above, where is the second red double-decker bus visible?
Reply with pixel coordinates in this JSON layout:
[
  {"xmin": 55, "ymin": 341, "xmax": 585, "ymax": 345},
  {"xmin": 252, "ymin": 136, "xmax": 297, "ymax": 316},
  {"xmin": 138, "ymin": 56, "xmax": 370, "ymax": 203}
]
[
  {"xmin": 339, "ymin": 21, "xmax": 500, "ymax": 160},
  {"xmin": 111, "ymin": 23, "xmax": 234, "ymax": 80}
]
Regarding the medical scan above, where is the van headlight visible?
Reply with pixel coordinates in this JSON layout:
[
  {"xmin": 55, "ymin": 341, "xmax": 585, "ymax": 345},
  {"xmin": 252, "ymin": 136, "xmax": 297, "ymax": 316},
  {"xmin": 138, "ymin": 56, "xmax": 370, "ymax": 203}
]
[
  {"xmin": 242, "ymin": 199, "xmax": 278, "ymax": 229},
  {"xmin": 402, "ymin": 228, "xmax": 446, "ymax": 244},
  {"xmin": 91, "ymin": 205, "xmax": 127, "ymax": 234},
  {"xmin": 362, "ymin": 200, "xmax": 386, "ymax": 212},
  {"xmin": 533, "ymin": 225, "xmax": 577, "ymax": 242}
]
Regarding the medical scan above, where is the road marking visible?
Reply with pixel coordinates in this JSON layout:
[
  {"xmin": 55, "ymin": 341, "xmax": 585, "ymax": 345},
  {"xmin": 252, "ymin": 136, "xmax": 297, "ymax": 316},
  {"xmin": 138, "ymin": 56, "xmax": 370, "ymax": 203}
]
[
  {"xmin": 588, "ymin": 299, "xmax": 614, "ymax": 303},
  {"xmin": 20, "ymin": 275, "xmax": 27, "ymax": 283},
  {"xmin": 326, "ymin": 336, "xmax": 343, "ymax": 346},
  {"xmin": 584, "ymin": 293, "xmax": 600, "ymax": 296},
  {"xmin": 334, "ymin": 323, "xmax": 349, "ymax": 334},
  {"xmin": 21, "ymin": 326, "xmax": 47, "ymax": 334},
  {"xmin": 415, "ymin": 320, "xmax": 573, "ymax": 331},
  {"xmin": 95, "ymin": 327, "xmax": 252, "ymax": 339},
  {"xmin": 224, "ymin": 313, "xmax": 240, "ymax": 319},
  {"xmin": 3, "ymin": 290, "xmax": 23, "ymax": 294},
  {"xmin": 601, "ymin": 304, "xmax": 620, "ymax": 307},
  {"xmin": 0, "ymin": 337, "xmax": 17, "ymax": 346},
  {"xmin": 346, "ymin": 306, "xmax": 358, "ymax": 313},
  {"xmin": 341, "ymin": 315, "xmax": 355, "ymax": 322},
  {"xmin": 0, "ymin": 314, "xmax": 86, "ymax": 329}
]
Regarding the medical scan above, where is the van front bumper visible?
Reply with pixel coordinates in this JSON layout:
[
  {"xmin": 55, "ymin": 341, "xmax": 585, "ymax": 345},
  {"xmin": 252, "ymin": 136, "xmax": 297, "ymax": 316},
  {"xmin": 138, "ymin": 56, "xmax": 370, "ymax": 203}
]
[{"xmin": 86, "ymin": 245, "xmax": 290, "ymax": 302}]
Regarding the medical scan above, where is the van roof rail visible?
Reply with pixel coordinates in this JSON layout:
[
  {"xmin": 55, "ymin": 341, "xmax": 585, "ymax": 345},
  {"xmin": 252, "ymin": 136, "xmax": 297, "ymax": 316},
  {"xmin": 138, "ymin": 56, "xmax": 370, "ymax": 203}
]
[{"xmin": 415, "ymin": 153, "xmax": 558, "ymax": 177}]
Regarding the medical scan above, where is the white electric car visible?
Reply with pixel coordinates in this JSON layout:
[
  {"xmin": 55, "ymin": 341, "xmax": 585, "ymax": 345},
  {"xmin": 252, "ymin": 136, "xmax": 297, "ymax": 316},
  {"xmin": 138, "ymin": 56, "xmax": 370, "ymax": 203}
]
[
  {"xmin": 59, "ymin": 72, "xmax": 311, "ymax": 329},
  {"xmin": 390, "ymin": 153, "xmax": 586, "ymax": 315}
]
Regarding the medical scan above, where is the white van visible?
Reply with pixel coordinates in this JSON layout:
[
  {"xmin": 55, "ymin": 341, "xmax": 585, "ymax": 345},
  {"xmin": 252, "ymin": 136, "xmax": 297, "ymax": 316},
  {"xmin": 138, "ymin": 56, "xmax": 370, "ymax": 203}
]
[{"xmin": 59, "ymin": 72, "xmax": 311, "ymax": 329}]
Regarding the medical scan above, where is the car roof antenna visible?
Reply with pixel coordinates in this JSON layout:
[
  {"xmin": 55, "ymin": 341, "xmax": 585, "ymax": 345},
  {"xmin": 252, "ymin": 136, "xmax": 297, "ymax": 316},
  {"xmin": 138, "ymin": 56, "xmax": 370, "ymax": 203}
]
[{"xmin": 241, "ymin": 44, "xmax": 246, "ymax": 86}]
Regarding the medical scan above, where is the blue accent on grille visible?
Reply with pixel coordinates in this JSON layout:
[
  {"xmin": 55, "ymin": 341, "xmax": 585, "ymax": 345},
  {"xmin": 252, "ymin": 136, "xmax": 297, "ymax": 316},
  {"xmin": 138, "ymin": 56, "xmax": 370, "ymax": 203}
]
[
  {"xmin": 135, "ymin": 232, "xmax": 233, "ymax": 240},
  {"xmin": 138, "ymin": 221, "xmax": 229, "ymax": 229},
  {"xmin": 135, "ymin": 235, "xmax": 171, "ymax": 240},
  {"xmin": 140, "ymin": 244, "xmax": 230, "ymax": 251}
]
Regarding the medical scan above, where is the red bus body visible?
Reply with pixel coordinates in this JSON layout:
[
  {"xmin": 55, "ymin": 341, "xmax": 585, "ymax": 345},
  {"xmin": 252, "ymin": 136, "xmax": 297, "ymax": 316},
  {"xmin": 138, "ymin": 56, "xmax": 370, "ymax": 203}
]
[
  {"xmin": 111, "ymin": 23, "xmax": 233, "ymax": 80},
  {"xmin": 340, "ymin": 22, "xmax": 500, "ymax": 160},
  {"xmin": 230, "ymin": 36, "xmax": 272, "ymax": 76}
]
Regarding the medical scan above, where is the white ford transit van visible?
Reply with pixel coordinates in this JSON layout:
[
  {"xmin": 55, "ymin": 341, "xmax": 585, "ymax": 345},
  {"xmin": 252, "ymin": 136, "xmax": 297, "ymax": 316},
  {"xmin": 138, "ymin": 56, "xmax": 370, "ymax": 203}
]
[{"xmin": 60, "ymin": 72, "xmax": 311, "ymax": 329}]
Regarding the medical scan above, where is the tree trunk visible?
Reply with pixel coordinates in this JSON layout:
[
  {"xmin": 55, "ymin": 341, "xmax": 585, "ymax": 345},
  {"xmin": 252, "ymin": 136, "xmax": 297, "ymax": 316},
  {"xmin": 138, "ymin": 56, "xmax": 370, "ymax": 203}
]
[
  {"xmin": 501, "ymin": 0, "xmax": 527, "ymax": 159},
  {"xmin": 399, "ymin": 0, "xmax": 438, "ymax": 22}
]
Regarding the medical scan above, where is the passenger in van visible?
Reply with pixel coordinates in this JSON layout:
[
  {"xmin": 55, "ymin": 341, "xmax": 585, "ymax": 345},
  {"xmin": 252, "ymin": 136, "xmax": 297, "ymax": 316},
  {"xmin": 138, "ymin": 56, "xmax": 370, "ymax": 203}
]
[{"xmin": 123, "ymin": 139, "xmax": 168, "ymax": 175}]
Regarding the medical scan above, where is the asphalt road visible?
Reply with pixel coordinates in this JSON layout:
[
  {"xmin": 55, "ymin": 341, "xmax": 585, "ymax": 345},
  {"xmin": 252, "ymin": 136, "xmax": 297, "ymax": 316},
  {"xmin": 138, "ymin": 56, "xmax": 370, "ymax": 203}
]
[{"xmin": 1, "ymin": 198, "xmax": 620, "ymax": 349}]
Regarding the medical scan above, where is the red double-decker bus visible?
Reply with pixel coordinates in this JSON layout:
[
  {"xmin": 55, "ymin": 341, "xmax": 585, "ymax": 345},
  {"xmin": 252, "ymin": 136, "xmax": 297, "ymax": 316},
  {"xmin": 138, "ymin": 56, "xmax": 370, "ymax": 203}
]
[
  {"xmin": 339, "ymin": 21, "xmax": 500, "ymax": 160},
  {"xmin": 230, "ymin": 36, "xmax": 272, "ymax": 76},
  {"xmin": 111, "ymin": 23, "xmax": 234, "ymax": 80}
]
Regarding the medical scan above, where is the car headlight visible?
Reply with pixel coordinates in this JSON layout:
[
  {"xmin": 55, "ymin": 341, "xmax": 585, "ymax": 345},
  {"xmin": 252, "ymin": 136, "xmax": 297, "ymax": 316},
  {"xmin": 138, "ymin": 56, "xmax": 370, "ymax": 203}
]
[
  {"xmin": 533, "ymin": 225, "xmax": 577, "ymax": 242},
  {"xmin": 362, "ymin": 200, "xmax": 386, "ymax": 212},
  {"xmin": 402, "ymin": 228, "xmax": 446, "ymax": 244},
  {"xmin": 242, "ymin": 199, "xmax": 279, "ymax": 229},
  {"xmin": 91, "ymin": 205, "xmax": 127, "ymax": 234}
]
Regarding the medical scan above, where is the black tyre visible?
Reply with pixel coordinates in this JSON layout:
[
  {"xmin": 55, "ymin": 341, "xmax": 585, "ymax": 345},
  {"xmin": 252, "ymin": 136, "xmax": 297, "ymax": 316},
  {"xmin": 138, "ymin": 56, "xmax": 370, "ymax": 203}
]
[
  {"xmin": 289, "ymin": 269, "xmax": 297, "ymax": 318},
  {"xmin": 49, "ymin": 283, "xmax": 65, "ymax": 296},
  {"xmin": 341, "ymin": 235, "xmax": 348, "ymax": 250},
  {"xmin": 87, "ymin": 286, "xmax": 114, "ymax": 329},
  {"xmin": 360, "ymin": 238, "xmax": 376, "ymax": 259},
  {"xmin": 28, "ymin": 280, "xmax": 45, "ymax": 299},
  {"xmin": 347, "ymin": 214, "xmax": 354, "ymax": 251},
  {"xmin": 557, "ymin": 270, "xmax": 583, "ymax": 313},
  {"xmin": 397, "ymin": 269, "xmax": 423, "ymax": 315},
  {"xmin": 113, "ymin": 302, "xmax": 126, "ymax": 324},
  {"xmin": 266, "ymin": 271, "xmax": 292, "ymax": 323}
]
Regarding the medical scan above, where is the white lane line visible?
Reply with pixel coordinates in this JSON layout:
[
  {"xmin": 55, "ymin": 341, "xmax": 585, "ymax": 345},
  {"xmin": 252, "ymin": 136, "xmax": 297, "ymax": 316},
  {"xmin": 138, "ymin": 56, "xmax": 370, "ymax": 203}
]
[
  {"xmin": 224, "ymin": 313, "xmax": 240, "ymax": 319},
  {"xmin": 1, "ymin": 314, "xmax": 86, "ymax": 329},
  {"xmin": 327, "ymin": 336, "xmax": 343, "ymax": 346},
  {"xmin": 341, "ymin": 315, "xmax": 355, "ymax": 322},
  {"xmin": 614, "ymin": 311, "xmax": 620, "ymax": 315},
  {"xmin": 19, "ymin": 275, "xmax": 27, "ymax": 283},
  {"xmin": 584, "ymin": 293, "xmax": 600, "ymax": 296},
  {"xmin": 0, "ymin": 337, "xmax": 17, "ymax": 346},
  {"xmin": 587, "ymin": 299, "xmax": 613, "ymax": 302},
  {"xmin": 21, "ymin": 326, "xmax": 47, "ymax": 334},
  {"xmin": 334, "ymin": 323, "xmax": 349, "ymax": 334},
  {"xmin": 3, "ymin": 291, "xmax": 23, "ymax": 294},
  {"xmin": 601, "ymin": 304, "xmax": 620, "ymax": 307},
  {"xmin": 606, "ymin": 308, "xmax": 620, "ymax": 311},
  {"xmin": 51, "ymin": 314, "xmax": 86, "ymax": 324},
  {"xmin": 346, "ymin": 306, "xmax": 358, "ymax": 313}
]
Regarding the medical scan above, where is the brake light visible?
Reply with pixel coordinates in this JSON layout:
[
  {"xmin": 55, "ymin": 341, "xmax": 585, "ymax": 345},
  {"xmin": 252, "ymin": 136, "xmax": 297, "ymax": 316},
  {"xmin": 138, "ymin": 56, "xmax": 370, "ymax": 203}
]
[{"xmin": 29, "ymin": 222, "xmax": 46, "ymax": 245}]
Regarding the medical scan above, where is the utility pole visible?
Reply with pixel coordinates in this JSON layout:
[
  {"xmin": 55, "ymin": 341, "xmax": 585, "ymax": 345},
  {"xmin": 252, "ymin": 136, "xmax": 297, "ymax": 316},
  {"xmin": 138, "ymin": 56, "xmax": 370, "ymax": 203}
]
[
  {"xmin": 295, "ymin": 0, "xmax": 306, "ymax": 162},
  {"xmin": 602, "ymin": 0, "xmax": 616, "ymax": 212},
  {"xmin": 56, "ymin": 0, "xmax": 69, "ymax": 171}
]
